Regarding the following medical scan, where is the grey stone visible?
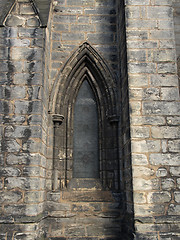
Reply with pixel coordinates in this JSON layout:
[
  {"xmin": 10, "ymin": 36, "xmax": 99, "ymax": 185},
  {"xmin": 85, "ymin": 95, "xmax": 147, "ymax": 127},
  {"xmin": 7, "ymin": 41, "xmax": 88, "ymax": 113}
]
[
  {"xmin": 156, "ymin": 168, "xmax": 168, "ymax": 178},
  {"xmin": 142, "ymin": 102, "xmax": 180, "ymax": 115},
  {"xmin": 151, "ymin": 126, "xmax": 180, "ymax": 139},
  {"xmin": 0, "ymin": 191, "xmax": 22, "ymax": 204},
  {"xmin": 5, "ymin": 15, "xmax": 26, "ymax": 27},
  {"xmin": 0, "ymin": 167, "xmax": 20, "ymax": 177},
  {"xmin": 161, "ymin": 178, "xmax": 175, "ymax": 190},
  {"xmin": 149, "ymin": 154, "xmax": 180, "ymax": 166},
  {"xmin": 147, "ymin": 191, "xmax": 171, "ymax": 203},
  {"xmin": 169, "ymin": 167, "xmax": 180, "ymax": 177}
]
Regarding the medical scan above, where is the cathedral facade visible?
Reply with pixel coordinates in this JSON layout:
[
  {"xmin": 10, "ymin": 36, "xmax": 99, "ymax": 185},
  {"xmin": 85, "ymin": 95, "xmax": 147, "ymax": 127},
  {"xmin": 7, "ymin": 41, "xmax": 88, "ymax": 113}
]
[{"xmin": 0, "ymin": 0, "xmax": 179, "ymax": 239}]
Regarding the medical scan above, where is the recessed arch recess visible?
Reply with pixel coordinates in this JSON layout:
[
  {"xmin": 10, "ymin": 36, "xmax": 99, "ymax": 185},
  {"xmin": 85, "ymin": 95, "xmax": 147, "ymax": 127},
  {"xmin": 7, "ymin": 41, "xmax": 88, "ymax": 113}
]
[{"xmin": 49, "ymin": 42, "xmax": 120, "ymax": 190}]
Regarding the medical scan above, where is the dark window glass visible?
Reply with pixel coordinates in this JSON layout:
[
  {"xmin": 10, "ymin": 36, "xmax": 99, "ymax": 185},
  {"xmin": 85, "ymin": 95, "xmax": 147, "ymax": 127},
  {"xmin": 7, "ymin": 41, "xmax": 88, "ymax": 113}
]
[{"xmin": 73, "ymin": 80, "xmax": 99, "ymax": 178}]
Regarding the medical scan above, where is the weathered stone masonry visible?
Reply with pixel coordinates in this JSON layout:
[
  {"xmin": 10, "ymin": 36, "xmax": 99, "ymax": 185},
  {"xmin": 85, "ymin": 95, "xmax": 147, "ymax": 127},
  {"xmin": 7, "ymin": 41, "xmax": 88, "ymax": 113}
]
[{"xmin": 0, "ymin": 0, "xmax": 179, "ymax": 239}]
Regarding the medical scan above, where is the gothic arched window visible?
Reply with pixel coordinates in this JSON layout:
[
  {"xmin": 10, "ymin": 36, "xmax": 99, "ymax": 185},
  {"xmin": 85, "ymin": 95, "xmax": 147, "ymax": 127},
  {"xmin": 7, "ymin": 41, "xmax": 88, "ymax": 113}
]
[{"xmin": 50, "ymin": 43, "xmax": 119, "ymax": 190}]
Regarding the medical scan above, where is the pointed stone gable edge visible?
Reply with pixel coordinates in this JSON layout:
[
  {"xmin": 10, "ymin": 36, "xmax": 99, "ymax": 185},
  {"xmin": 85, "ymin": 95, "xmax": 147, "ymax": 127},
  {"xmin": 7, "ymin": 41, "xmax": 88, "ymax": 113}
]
[
  {"xmin": 0, "ymin": 0, "xmax": 51, "ymax": 27},
  {"xmin": 0, "ymin": 0, "xmax": 15, "ymax": 26}
]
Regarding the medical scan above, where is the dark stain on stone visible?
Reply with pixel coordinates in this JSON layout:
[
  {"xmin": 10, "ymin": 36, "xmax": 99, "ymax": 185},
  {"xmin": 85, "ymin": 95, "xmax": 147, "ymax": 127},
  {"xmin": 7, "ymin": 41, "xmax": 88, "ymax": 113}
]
[
  {"xmin": 1, "ymin": 138, "xmax": 7, "ymax": 152},
  {"xmin": 27, "ymin": 115, "xmax": 32, "ymax": 125},
  {"xmin": 5, "ymin": 87, "xmax": 11, "ymax": 99},
  {"xmin": 27, "ymin": 101, "xmax": 33, "ymax": 114},
  {"xmin": 22, "ymin": 128, "xmax": 32, "ymax": 151},
  {"xmin": 6, "ymin": 38, "xmax": 15, "ymax": 86},
  {"xmin": 24, "ymin": 128, "xmax": 31, "ymax": 139},
  {"xmin": 27, "ymin": 50, "xmax": 35, "ymax": 62},
  {"xmin": 3, "ymin": 101, "xmax": 9, "ymax": 114}
]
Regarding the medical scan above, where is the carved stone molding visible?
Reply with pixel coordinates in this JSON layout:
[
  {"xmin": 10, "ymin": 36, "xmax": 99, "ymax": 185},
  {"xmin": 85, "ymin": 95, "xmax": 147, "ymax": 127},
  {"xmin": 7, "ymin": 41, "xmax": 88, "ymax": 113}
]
[{"xmin": 52, "ymin": 114, "xmax": 64, "ymax": 125}]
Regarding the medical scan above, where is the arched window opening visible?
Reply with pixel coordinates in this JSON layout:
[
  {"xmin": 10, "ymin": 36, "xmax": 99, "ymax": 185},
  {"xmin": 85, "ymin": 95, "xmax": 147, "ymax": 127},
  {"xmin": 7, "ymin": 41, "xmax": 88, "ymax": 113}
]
[
  {"xmin": 50, "ymin": 43, "xmax": 119, "ymax": 191},
  {"xmin": 73, "ymin": 79, "xmax": 99, "ymax": 179}
]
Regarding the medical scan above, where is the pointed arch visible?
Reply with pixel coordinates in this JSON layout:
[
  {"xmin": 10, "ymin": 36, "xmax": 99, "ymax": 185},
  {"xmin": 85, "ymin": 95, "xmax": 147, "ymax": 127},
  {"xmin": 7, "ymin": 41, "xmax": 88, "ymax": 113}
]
[
  {"xmin": 49, "ymin": 42, "xmax": 120, "ymax": 190},
  {"xmin": 49, "ymin": 42, "xmax": 118, "ymax": 118}
]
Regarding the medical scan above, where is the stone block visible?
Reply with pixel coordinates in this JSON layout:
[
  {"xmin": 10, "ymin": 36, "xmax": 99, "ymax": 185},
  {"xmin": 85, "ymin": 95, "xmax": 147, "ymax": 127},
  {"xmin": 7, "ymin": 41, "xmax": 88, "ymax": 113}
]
[
  {"xmin": 127, "ymin": 40, "xmax": 158, "ymax": 49},
  {"xmin": 24, "ymin": 191, "xmax": 45, "ymax": 203},
  {"xmin": 71, "ymin": 24, "xmax": 95, "ymax": 32},
  {"xmin": 11, "ymin": 47, "xmax": 42, "ymax": 61},
  {"xmin": 161, "ymin": 178, "xmax": 175, "ymax": 190},
  {"xmin": 14, "ymin": 73, "xmax": 43, "ymax": 85},
  {"xmin": 167, "ymin": 116, "xmax": 180, "ymax": 125},
  {"xmin": 27, "ymin": 17, "xmax": 40, "ymax": 27},
  {"xmin": 131, "ymin": 116, "xmax": 165, "ymax": 126},
  {"xmin": 159, "ymin": 40, "xmax": 176, "ymax": 49},
  {"xmin": 19, "ymin": 3, "xmax": 35, "ymax": 15},
  {"xmin": 151, "ymin": 126, "xmax": 180, "ymax": 139},
  {"xmin": 149, "ymin": 153, "xmax": 180, "ymax": 166},
  {"xmin": 156, "ymin": 168, "xmax": 168, "ymax": 178},
  {"xmin": 127, "ymin": 19, "xmax": 157, "ymax": 29},
  {"xmin": 174, "ymin": 192, "xmax": 180, "ymax": 203},
  {"xmin": 147, "ymin": 191, "xmax": 171, "ymax": 203},
  {"xmin": 134, "ymin": 192, "xmax": 146, "ymax": 204},
  {"xmin": 6, "ymin": 153, "xmax": 41, "ymax": 166},
  {"xmin": 47, "ymin": 192, "xmax": 61, "ymax": 202},
  {"xmin": 0, "ymin": 191, "xmax": 22, "ymax": 204},
  {"xmin": 161, "ymin": 87, "xmax": 179, "ymax": 100},
  {"xmin": 157, "ymin": 63, "xmax": 177, "ymax": 74},
  {"xmin": 147, "ymin": 6, "xmax": 173, "ymax": 19},
  {"xmin": 133, "ymin": 178, "xmax": 160, "ymax": 191},
  {"xmin": 153, "ymin": 49, "xmax": 176, "ymax": 62},
  {"xmin": 128, "ymin": 75, "xmax": 149, "ymax": 87},
  {"xmin": 134, "ymin": 204, "xmax": 165, "ymax": 216},
  {"xmin": 127, "ymin": 50, "xmax": 146, "ymax": 62},
  {"xmin": 126, "ymin": 30, "xmax": 148, "ymax": 40},
  {"xmin": 77, "ymin": 16, "xmax": 90, "ymax": 23},
  {"xmin": 18, "ymin": 28, "xmax": 44, "ymax": 38},
  {"xmin": 5, "ymin": 15, "xmax": 26, "ymax": 27},
  {"xmin": 150, "ymin": 30, "xmax": 174, "ymax": 40},
  {"xmin": 91, "ymin": 15, "xmax": 116, "ymax": 24},
  {"xmin": 2, "ymin": 139, "xmax": 21, "ymax": 152},
  {"xmin": 125, "ymin": 0, "xmax": 150, "ymax": 5},
  {"xmin": 125, "ymin": 6, "xmax": 141, "ymax": 19},
  {"xmin": 14, "ymin": 100, "xmax": 42, "ymax": 114},
  {"xmin": 87, "ymin": 33, "xmax": 114, "ymax": 44},
  {"xmin": 131, "ymin": 140, "xmax": 161, "ymax": 153},
  {"xmin": 0, "ymin": 167, "xmax": 20, "ymax": 177},
  {"xmin": 158, "ymin": 19, "xmax": 174, "ymax": 30},
  {"xmin": 129, "ymin": 101, "xmax": 141, "ymax": 115},
  {"xmin": 150, "ymin": 74, "xmax": 178, "ymax": 87},
  {"xmin": 67, "ymin": 0, "xmax": 94, "ymax": 6},
  {"xmin": 169, "ymin": 167, "xmax": 180, "ymax": 177},
  {"xmin": 4, "ymin": 125, "xmax": 42, "ymax": 139},
  {"xmin": 53, "ymin": 15, "xmax": 76, "ymax": 23},
  {"xmin": 52, "ymin": 24, "xmax": 70, "ymax": 32},
  {"xmin": 131, "ymin": 126, "xmax": 150, "ymax": 138},
  {"xmin": 128, "ymin": 63, "xmax": 156, "ymax": 74},
  {"xmin": 132, "ymin": 153, "xmax": 148, "ymax": 165},
  {"xmin": 133, "ymin": 166, "xmax": 155, "ymax": 177},
  {"xmin": 9, "ymin": 38, "xmax": 31, "ymax": 47},
  {"xmin": 142, "ymin": 102, "xmax": 180, "ymax": 115},
  {"xmin": 5, "ymin": 177, "xmax": 43, "ymax": 190},
  {"xmin": 168, "ymin": 204, "xmax": 180, "ymax": 215},
  {"xmin": 23, "ymin": 166, "xmax": 45, "ymax": 177}
]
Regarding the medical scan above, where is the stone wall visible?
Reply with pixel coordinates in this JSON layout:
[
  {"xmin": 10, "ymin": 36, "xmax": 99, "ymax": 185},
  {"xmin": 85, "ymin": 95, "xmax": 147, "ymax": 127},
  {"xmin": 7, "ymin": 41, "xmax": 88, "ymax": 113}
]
[
  {"xmin": 45, "ymin": 0, "xmax": 120, "ymax": 191},
  {"xmin": 125, "ymin": 0, "xmax": 180, "ymax": 239},
  {"xmin": 0, "ymin": 0, "xmax": 179, "ymax": 239},
  {"xmin": 173, "ymin": 0, "xmax": 180, "ymax": 78},
  {"xmin": 0, "ymin": 0, "xmax": 46, "ymax": 239}
]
